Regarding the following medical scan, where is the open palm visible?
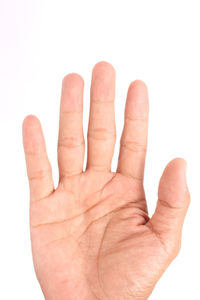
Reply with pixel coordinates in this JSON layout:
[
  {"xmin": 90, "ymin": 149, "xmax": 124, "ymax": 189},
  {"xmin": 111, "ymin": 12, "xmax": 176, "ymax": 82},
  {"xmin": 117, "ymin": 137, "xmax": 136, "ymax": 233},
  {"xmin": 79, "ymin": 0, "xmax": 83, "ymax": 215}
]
[{"xmin": 23, "ymin": 62, "xmax": 190, "ymax": 300}]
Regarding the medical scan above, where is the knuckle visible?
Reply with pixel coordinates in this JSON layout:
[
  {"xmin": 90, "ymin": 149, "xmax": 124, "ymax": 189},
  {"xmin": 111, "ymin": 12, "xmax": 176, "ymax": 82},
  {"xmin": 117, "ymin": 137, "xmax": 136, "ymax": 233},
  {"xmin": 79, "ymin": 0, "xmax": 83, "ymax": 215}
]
[
  {"xmin": 58, "ymin": 136, "xmax": 84, "ymax": 149},
  {"xmin": 28, "ymin": 168, "xmax": 51, "ymax": 181},
  {"xmin": 120, "ymin": 139, "xmax": 147, "ymax": 153},
  {"xmin": 88, "ymin": 127, "xmax": 116, "ymax": 141}
]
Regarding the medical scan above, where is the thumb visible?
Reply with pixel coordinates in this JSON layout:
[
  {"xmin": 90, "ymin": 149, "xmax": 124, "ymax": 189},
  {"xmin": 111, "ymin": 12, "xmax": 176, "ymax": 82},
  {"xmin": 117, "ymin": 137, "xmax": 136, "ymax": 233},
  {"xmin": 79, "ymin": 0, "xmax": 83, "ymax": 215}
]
[{"xmin": 148, "ymin": 158, "xmax": 190, "ymax": 256}]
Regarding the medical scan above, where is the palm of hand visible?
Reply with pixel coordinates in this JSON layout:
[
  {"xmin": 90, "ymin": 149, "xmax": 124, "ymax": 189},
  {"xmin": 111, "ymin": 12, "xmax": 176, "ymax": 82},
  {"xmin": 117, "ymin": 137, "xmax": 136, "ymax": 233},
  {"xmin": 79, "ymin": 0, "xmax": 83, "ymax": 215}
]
[{"xmin": 23, "ymin": 62, "xmax": 190, "ymax": 300}]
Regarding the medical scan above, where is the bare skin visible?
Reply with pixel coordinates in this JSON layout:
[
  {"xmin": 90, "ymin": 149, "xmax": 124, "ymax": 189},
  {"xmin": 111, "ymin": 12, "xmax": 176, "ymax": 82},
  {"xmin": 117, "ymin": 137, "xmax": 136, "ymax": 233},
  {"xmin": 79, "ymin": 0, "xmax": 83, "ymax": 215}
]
[{"xmin": 22, "ymin": 61, "xmax": 190, "ymax": 300}]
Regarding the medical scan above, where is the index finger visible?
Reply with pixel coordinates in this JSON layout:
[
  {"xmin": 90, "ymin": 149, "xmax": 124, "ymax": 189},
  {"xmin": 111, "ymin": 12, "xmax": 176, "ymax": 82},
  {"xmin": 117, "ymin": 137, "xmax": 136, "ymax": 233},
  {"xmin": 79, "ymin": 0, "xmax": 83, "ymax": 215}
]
[{"xmin": 117, "ymin": 80, "xmax": 149, "ymax": 181}]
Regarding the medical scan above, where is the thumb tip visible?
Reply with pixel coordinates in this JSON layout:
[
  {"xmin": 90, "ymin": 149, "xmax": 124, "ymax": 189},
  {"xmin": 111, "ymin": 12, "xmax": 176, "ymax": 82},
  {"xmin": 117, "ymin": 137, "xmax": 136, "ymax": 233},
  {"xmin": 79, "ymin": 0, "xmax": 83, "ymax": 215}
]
[
  {"xmin": 164, "ymin": 157, "xmax": 187, "ymax": 182},
  {"xmin": 159, "ymin": 158, "xmax": 190, "ymax": 207}
]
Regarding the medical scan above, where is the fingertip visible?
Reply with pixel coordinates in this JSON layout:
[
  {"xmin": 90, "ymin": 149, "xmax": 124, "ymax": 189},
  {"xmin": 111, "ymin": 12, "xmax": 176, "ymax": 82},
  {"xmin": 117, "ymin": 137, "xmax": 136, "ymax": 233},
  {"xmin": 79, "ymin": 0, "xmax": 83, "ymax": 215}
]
[
  {"xmin": 128, "ymin": 79, "xmax": 148, "ymax": 92},
  {"xmin": 92, "ymin": 61, "xmax": 116, "ymax": 77},
  {"xmin": 125, "ymin": 80, "xmax": 149, "ymax": 119},
  {"xmin": 62, "ymin": 73, "xmax": 84, "ymax": 88},
  {"xmin": 127, "ymin": 80, "xmax": 148, "ymax": 104},
  {"xmin": 60, "ymin": 73, "xmax": 84, "ymax": 113},
  {"xmin": 23, "ymin": 114, "xmax": 39, "ymax": 125},
  {"xmin": 22, "ymin": 115, "xmax": 41, "ymax": 135},
  {"xmin": 91, "ymin": 61, "xmax": 116, "ymax": 102},
  {"xmin": 22, "ymin": 115, "xmax": 44, "ymax": 154}
]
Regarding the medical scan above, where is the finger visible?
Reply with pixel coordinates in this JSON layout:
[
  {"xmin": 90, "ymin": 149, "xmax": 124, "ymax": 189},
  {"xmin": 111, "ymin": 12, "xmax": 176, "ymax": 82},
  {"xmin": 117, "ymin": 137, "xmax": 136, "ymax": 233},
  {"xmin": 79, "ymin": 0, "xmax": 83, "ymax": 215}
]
[
  {"xmin": 86, "ymin": 61, "xmax": 116, "ymax": 171},
  {"xmin": 148, "ymin": 158, "xmax": 190, "ymax": 255},
  {"xmin": 58, "ymin": 73, "xmax": 84, "ymax": 179},
  {"xmin": 22, "ymin": 115, "xmax": 54, "ymax": 201},
  {"xmin": 117, "ymin": 80, "xmax": 149, "ymax": 181}
]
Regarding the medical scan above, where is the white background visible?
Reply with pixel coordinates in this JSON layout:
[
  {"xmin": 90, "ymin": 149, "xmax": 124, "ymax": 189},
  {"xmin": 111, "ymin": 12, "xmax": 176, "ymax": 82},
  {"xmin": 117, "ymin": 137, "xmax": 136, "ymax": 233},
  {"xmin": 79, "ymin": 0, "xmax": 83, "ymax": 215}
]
[{"xmin": 0, "ymin": 0, "xmax": 199, "ymax": 299}]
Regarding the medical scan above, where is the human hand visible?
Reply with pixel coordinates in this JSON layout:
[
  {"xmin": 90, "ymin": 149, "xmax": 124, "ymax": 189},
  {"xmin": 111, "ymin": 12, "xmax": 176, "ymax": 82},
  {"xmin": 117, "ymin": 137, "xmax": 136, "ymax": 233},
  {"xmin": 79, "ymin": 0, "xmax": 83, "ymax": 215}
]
[{"xmin": 22, "ymin": 62, "xmax": 190, "ymax": 300}]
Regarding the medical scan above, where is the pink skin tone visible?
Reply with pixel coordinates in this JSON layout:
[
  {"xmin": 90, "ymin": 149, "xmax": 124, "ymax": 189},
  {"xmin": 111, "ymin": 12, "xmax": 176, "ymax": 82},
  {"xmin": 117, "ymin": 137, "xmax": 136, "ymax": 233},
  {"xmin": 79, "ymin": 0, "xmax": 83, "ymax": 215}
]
[{"xmin": 22, "ymin": 62, "xmax": 190, "ymax": 300}]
